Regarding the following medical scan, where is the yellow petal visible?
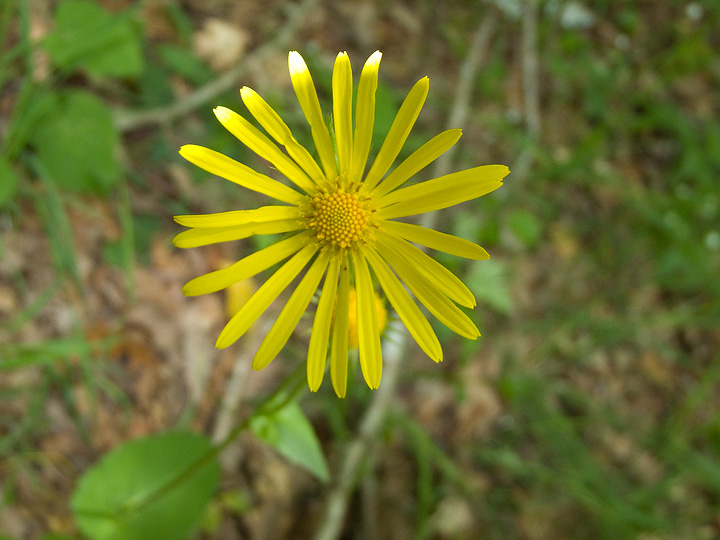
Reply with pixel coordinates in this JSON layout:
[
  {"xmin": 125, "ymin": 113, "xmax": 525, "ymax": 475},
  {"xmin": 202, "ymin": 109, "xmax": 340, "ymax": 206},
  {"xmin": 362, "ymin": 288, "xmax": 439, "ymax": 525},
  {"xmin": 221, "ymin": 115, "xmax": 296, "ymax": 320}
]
[
  {"xmin": 331, "ymin": 256, "xmax": 350, "ymax": 397},
  {"xmin": 352, "ymin": 250, "xmax": 382, "ymax": 389},
  {"xmin": 214, "ymin": 106, "xmax": 315, "ymax": 193},
  {"xmin": 333, "ymin": 52, "xmax": 353, "ymax": 175},
  {"xmin": 349, "ymin": 51, "xmax": 382, "ymax": 183},
  {"xmin": 307, "ymin": 257, "xmax": 340, "ymax": 392},
  {"xmin": 382, "ymin": 220, "xmax": 489, "ymax": 260},
  {"xmin": 179, "ymin": 145, "xmax": 303, "ymax": 205},
  {"xmin": 375, "ymin": 241, "xmax": 480, "ymax": 339},
  {"xmin": 215, "ymin": 243, "xmax": 318, "ymax": 349},
  {"xmin": 174, "ymin": 205, "xmax": 300, "ymax": 228},
  {"xmin": 240, "ymin": 86, "xmax": 325, "ymax": 183},
  {"xmin": 172, "ymin": 219, "xmax": 303, "ymax": 248},
  {"xmin": 376, "ymin": 230, "xmax": 476, "ymax": 308},
  {"xmin": 378, "ymin": 165, "xmax": 509, "ymax": 219},
  {"xmin": 363, "ymin": 77, "xmax": 429, "ymax": 191},
  {"xmin": 253, "ymin": 250, "xmax": 332, "ymax": 371},
  {"xmin": 371, "ymin": 129, "xmax": 462, "ymax": 199},
  {"xmin": 181, "ymin": 231, "xmax": 312, "ymax": 296},
  {"xmin": 288, "ymin": 51, "xmax": 337, "ymax": 180},
  {"xmin": 364, "ymin": 248, "xmax": 442, "ymax": 362}
]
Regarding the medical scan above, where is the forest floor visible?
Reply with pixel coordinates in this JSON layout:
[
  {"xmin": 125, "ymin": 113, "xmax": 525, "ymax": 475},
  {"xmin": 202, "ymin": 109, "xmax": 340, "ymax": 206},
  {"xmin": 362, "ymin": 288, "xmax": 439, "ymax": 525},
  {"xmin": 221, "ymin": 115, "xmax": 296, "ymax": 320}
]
[{"xmin": 1, "ymin": 1, "xmax": 720, "ymax": 539}]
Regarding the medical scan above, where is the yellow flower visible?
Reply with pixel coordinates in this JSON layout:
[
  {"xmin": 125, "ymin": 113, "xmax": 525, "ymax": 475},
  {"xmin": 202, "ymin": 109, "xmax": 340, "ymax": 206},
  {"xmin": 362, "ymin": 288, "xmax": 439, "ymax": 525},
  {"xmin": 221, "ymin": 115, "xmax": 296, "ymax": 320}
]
[{"xmin": 175, "ymin": 51, "xmax": 509, "ymax": 397}]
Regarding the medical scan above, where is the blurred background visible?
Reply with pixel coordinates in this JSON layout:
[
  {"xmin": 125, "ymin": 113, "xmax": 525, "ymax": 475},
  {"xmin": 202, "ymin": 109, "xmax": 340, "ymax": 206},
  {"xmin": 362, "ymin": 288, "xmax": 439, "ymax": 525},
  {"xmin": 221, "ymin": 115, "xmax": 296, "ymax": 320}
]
[{"xmin": 1, "ymin": 0, "xmax": 720, "ymax": 539}]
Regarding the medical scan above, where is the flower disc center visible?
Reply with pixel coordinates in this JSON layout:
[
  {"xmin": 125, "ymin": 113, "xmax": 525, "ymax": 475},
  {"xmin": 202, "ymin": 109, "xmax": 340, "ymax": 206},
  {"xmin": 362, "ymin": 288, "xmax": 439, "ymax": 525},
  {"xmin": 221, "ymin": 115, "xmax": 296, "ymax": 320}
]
[{"xmin": 309, "ymin": 189, "xmax": 370, "ymax": 249}]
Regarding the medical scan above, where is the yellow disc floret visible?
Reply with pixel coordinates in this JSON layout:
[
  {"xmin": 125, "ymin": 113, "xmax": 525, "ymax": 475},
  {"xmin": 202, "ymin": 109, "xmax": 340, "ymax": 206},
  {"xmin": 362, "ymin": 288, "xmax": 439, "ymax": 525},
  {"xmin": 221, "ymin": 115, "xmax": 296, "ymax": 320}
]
[{"xmin": 307, "ymin": 186, "xmax": 373, "ymax": 249}]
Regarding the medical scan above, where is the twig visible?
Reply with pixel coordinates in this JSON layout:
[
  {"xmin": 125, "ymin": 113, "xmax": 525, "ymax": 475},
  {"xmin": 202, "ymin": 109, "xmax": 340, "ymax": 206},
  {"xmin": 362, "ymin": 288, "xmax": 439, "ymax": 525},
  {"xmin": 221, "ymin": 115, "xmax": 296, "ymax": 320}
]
[
  {"xmin": 312, "ymin": 17, "xmax": 497, "ymax": 540},
  {"xmin": 113, "ymin": 0, "xmax": 321, "ymax": 132},
  {"xmin": 361, "ymin": 459, "xmax": 379, "ymax": 540},
  {"xmin": 211, "ymin": 318, "xmax": 278, "ymax": 470},
  {"xmin": 513, "ymin": 0, "xmax": 541, "ymax": 178},
  {"xmin": 211, "ymin": 348, "xmax": 252, "ymax": 446},
  {"xmin": 432, "ymin": 14, "xmax": 498, "ymax": 180}
]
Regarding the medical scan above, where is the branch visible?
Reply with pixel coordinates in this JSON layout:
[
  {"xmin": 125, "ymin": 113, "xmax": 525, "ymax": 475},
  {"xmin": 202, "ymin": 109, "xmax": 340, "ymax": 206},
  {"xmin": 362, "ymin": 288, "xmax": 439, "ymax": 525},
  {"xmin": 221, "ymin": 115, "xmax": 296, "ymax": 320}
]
[
  {"xmin": 113, "ymin": 0, "xmax": 321, "ymax": 132},
  {"xmin": 432, "ymin": 14, "xmax": 498, "ymax": 180},
  {"xmin": 513, "ymin": 0, "xmax": 541, "ymax": 178}
]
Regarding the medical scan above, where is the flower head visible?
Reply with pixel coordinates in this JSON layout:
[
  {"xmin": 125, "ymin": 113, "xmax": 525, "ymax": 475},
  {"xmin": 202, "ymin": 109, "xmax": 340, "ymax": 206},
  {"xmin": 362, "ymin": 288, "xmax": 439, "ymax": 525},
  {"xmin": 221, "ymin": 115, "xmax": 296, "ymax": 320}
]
[{"xmin": 175, "ymin": 51, "xmax": 509, "ymax": 397}]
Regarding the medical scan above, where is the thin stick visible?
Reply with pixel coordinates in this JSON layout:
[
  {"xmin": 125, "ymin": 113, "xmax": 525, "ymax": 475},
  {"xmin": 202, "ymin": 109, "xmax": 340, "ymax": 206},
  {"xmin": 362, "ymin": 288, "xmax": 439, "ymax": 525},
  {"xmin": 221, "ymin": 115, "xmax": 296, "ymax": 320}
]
[
  {"xmin": 312, "ymin": 17, "xmax": 497, "ymax": 540},
  {"xmin": 432, "ymin": 14, "xmax": 498, "ymax": 181},
  {"xmin": 211, "ymin": 320, "xmax": 273, "ymax": 470},
  {"xmin": 513, "ymin": 0, "xmax": 541, "ymax": 178},
  {"xmin": 113, "ymin": 0, "xmax": 321, "ymax": 132}
]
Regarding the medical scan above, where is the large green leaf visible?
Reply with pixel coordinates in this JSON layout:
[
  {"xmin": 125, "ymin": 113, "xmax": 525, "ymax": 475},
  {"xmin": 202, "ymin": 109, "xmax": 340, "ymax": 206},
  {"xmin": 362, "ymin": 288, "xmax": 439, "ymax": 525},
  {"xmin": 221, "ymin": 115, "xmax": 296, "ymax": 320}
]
[
  {"xmin": 30, "ymin": 90, "xmax": 121, "ymax": 194},
  {"xmin": 72, "ymin": 431, "xmax": 220, "ymax": 540},
  {"xmin": 43, "ymin": 0, "xmax": 144, "ymax": 77},
  {"xmin": 250, "ymin": 401, "xmax": 330, "ymax": 482}
]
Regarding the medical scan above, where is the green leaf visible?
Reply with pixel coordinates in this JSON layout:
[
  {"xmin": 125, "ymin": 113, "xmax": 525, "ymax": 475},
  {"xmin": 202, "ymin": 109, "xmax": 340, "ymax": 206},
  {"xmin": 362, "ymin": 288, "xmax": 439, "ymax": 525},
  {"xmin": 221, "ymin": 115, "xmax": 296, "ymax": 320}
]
[
  {"xmin": 466, "ymin": 259, "xmax": 514, "ymax": 315},
  {"xmin": 30, "ymin": 90, "xmax": 121, "ymax": 194},
  {"xmin": 250, "ymin": 401, "xmax": 330, "ymax": 482},
  {"xmin": 452, "ymin": 208, "xmax": 499, "ymax": 247},
  {"xmin": 508, "ymin": 209, "xmax": 542, "ymax": 249},
  {"xmin": 157, "ymin": 44, "xmax": 213, "ymax": 85},
  {"xmin": 3, "ymin": 84, "xmax": 56, "ymax": 161},
  {"xmin": 0, "ymin": 156, "xmax": 19, "ymax": 206},
  {"xmin": 43, "ymin": 0, "xmax": 143, "ymax": 77},
  {"xmin": 136, "ymin": 65, "xmax": 174, "ymax": 108},
  {"xmin": 72, "ymin": 431, "xmax": 220, "ymax": 540}
]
